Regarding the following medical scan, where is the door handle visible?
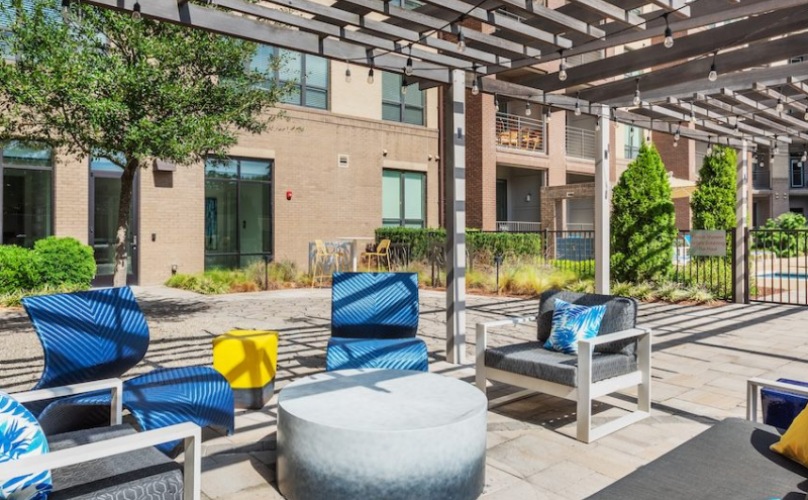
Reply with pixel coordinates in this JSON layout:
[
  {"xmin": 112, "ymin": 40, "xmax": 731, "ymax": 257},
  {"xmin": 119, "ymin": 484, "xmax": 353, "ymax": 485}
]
[{"xmin": 242, "ymin": 220, "xmax": 247, "ymax": 229}]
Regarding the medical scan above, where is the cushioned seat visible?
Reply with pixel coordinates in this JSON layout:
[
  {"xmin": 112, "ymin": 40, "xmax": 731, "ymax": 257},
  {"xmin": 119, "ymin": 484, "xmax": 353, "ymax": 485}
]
[
  {"xmin": 48, "ymin": 424, "xmax": 183, "ymax": 500},
  {"xmin": 484, "ymin": 342, "xmax": 637, "ymax": 387},
  {"xmin": 327, "ymin": 337, "xmax": 428, "ymax": 372}
]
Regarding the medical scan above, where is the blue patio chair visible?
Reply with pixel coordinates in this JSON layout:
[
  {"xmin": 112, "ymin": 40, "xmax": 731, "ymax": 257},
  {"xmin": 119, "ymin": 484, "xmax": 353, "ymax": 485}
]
[
  {"xmin": 21, "ymin": 286, "xmax": 234, "ymax": 454},
  {"xmin": 326, "ymin": 272, "xmax": 428, "ymax": 372}
]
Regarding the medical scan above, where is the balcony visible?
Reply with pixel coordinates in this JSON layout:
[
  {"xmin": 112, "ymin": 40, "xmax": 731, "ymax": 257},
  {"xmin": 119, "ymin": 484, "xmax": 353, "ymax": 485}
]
[
  {"xmin": 753, "ymin": 169, "xmax": 771, "ymax": 189},
  {"xmin": 565, "ymin": 125, "xmax": 596, "ymax": 161},
  {"xmin": 496, "ymin": 112, "xmax": 545, "ymax": 154},
  {"xmin": 496, "ymin": 221, "xmax": 541, "ymax": 232}
]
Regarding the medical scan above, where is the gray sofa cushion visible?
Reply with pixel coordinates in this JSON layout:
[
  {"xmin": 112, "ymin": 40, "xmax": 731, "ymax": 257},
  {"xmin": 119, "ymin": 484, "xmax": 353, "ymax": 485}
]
[
  {"xmin": 484, "ymin": 341, "xmax": 637, "ymax": 387},
  {"xmin": 537, "ymin": 290, "xmax": 638, "ymax": 355},
  {"xmin": 588, "ymin": 418, "xmax": 808, "ymax": 499},
  {"xmin": 48, "ymin": 424, "xmax": 183, "ymax": 500}
]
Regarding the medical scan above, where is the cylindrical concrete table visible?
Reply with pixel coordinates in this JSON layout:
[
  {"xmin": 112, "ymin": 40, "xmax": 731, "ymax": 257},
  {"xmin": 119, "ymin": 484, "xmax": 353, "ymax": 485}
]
[{"xmin": 277, "ymin": 369, "xmax": 487, "ymax": 500}]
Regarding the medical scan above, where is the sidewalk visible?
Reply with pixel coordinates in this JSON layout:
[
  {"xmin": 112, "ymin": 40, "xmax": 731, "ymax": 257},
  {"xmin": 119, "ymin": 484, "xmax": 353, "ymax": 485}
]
[{"xmin": 2, "ymin": 286, "xmax": 808, "ymax": 498}]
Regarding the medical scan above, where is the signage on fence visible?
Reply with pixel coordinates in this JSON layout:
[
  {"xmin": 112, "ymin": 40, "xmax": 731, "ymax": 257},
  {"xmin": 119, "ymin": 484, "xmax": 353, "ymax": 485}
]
[{"xmin": 690, "ymin": 230, "xmax": 727, "ymax": 257}]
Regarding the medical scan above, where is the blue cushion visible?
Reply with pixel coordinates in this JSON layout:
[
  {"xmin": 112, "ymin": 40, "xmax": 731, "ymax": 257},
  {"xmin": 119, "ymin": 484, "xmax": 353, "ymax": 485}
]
[
  {"xmin": 543, "ymin": 299, "xmax": 606, "ymax": 355},
  {"xmin": 326, "ymin": 337, "xmax": 428, "ymax": 372},
  {"xmin": 0, "ymin": 392, "xmax": 52, "ymax": 500}
]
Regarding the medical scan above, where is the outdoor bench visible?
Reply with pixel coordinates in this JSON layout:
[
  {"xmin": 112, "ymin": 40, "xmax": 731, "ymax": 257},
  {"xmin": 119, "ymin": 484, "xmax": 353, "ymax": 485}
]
[{"xmin": 589, "ymin": 378, "xmax": 808, "ymax": 499}]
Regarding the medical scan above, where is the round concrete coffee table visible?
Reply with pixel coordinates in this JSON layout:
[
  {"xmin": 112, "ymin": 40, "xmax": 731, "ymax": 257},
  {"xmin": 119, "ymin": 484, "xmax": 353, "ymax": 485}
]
[{"xmin": 277, "ymin": 369, "xmax": 487, "ymax": 500}]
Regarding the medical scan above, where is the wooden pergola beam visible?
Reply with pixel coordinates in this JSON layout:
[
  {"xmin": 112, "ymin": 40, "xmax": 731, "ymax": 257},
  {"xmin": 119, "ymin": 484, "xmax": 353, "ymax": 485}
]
[
  {"xmin": 722, "ymin": 88, "xmax": 808, "ymax": 133},
  {"xmin": 661, "ymin": 98, "xmax": 777, "ymax": 144},
  {"xmin": 647, "ymin": 0, "xmax": 690, "ymax": 18},
  {"xmin": 483, "ymin": 0, "xmax": 606, "ymax": 38},
  {"xmin": 566, "ymin": 0, "xmax": 646, "ymax": 27},
  {"xmin": 682, "ymin": 95, "xmax": 783, "ymax": 141}
]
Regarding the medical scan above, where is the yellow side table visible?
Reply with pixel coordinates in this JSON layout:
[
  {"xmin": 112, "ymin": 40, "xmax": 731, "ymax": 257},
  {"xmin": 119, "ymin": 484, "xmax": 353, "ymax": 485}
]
[{"xmin": 213, "ymin": 330, "xmax": 279, "ymax": 409}]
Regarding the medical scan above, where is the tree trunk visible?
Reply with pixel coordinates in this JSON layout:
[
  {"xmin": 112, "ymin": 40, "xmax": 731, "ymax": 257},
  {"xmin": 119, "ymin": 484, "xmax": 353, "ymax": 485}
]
[{"xmin": 113, "ymin": 160, "xmax": 138, "ymax": 287}]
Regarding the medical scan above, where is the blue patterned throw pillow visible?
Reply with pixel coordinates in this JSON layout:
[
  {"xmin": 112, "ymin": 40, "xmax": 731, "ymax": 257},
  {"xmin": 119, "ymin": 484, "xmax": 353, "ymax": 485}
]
[
  {"xmin": 0, "ymin": 391, "xmax": 51, "ymax": 500},
  {"xmin": 543, "ymin": 299, "xmax": 607, "ymax": 354}
]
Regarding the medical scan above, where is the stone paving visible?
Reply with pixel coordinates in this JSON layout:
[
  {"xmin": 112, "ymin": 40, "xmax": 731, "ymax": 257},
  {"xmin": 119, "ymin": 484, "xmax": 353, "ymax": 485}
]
[{"xmin": 2, "ymin": 286, "xmax": 808, "ymax": 498}]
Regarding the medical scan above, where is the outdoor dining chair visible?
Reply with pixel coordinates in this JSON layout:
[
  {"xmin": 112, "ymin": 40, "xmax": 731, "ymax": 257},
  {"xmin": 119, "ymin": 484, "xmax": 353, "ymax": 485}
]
[
  {"xmin": 21, "ymin": 286, "xmax": 234, "ymax": 455},
  {"xmin": 326, "ymin": 272, "xmax": 428, "ymax": 372},
  {"xmin": 360, "ymin": 239, "xmax": 392, "ymax": 271}
]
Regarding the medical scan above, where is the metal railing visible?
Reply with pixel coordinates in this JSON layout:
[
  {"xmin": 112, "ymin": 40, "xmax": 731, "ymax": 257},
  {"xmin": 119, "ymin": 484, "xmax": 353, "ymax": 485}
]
[
  {"xmin": 753, "ymin": 169, "xmax": 771, "ymax": 189},
  {"xmin": 565, "ymin": 125, "xmax": 596, "ymax": 160},
  {"xmin": 749, "ymin": 228, "xmax": 808, "ymax": 305},
  {"xmin": 543, "ymin": 230, "xmax": 595, "ymax": 277},
  {"xmin": 566, "ymin": 223, "xmax": 594, "ymax": 231},
  {"xmin": 671, "ymin": 230, "xmax": 734, "ymax": 300},
  {"xmin": 496, "ymin": 221, "xmax": 541, "ymax": 232},
  {"xmin": 495, "ymin": 112, "xmax": 545, "ymax": 154}
]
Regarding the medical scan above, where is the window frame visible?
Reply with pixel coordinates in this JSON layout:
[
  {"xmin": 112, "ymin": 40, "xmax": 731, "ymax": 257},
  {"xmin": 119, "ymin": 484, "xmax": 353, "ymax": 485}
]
[
  {"xmin": 0, "ymin": 141, "xmax": 55, "ymax": 247},
  {"xmin": 791, "ymin": 158, "xmax": 805, "ymax": 188},
  {"xmin": 381, "ymin": 72, "xmax": 425, "ymax": 126},
  {"xmin": 382, "ymin": 168, "xmax": 426, "ymax": 228},
  {"xmin": 252, "ymin": 46, "xmax": 329, "ymax": 110},
  {"xmin": 624, "ymin": 125, "xmax": 642, "ymax": 159}
]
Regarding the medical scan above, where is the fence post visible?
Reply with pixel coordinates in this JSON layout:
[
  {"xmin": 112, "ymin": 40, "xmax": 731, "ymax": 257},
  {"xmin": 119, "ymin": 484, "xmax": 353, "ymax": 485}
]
[
  {"xmin": 744, "ymin": 228, "xmax": 750, "ymax": 303},
  {"xmin": 734, "ymin": 139, "xmax": 748, "ymax": 303}
]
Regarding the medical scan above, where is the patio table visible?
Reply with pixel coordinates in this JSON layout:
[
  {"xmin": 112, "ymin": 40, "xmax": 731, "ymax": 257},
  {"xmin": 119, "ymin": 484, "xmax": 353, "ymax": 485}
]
[
  {"xmin": 337, "ymin": 236, "xmax": 374, "ymax": 272},
  {"xmin": 276, "ymin": 369, "xmax": 487, "ymax": 500}
]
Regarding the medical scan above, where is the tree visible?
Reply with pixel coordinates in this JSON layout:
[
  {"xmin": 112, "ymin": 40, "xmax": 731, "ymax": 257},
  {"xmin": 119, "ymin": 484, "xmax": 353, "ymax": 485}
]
[
  {"xmin": 0, "ymin": 0, "xmax": 292, "ymax": 286},
  {"xmin": 611, "ymin": 141, "xmax": 676, "ymax": 282},
  {"xmin": 691, "ymin": 145, "xmax": 737, "ymax": 230}
]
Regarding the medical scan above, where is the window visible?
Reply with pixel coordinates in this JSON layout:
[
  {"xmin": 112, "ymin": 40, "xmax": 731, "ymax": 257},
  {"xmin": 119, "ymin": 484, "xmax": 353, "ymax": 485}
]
[
  {"xmin": 624, "ymin": 125, "xmax": 642, "ymax": 159},
  {"xmin": 389, "ymin": 0, "xmax": 424, "ymax": 8},
  {"xmin": 250, "ymin": 45, "xmax": 328, "ymax": 110},
  {"xmin": 1, "ymin": 142, "xmax": 53, "ymax": 247},
  {"xmin": 382, "ymin": 169, "xmax": 425, "ymax": 228},
  {"xmin": 382, "ymin": 72, "xmax": 425, "ymax": 125},
  {"xmin": 205, "ymin": 157, "xmax": 273, "ymax": 269},
  {"xmin": 791, "ymin": 159, "xmax": 804, "ymax": 188}
]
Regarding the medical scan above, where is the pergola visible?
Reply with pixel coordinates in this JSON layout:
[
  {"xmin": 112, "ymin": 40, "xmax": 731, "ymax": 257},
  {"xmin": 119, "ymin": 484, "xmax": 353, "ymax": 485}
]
[{"xmin": 81, "ymin": 0, "xmax": 808, "ymax": 364}]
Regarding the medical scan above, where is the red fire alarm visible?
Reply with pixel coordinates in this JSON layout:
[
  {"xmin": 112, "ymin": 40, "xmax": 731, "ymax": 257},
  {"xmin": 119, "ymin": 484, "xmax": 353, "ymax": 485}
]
[{"xmin": 286, "ymin": 190, "xmax": 293, "ymax": 201}]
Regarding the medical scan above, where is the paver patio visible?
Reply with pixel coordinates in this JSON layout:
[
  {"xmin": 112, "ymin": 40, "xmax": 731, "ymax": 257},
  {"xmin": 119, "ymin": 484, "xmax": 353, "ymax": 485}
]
[{"xmin": 2, "ymin": 286, "xmax": 808, "ymax": 499}]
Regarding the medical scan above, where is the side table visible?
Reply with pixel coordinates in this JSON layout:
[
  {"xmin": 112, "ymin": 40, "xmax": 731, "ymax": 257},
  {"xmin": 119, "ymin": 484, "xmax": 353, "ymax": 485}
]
[{"xmin": 213, "ymin": 330, "xmax": 278, "ymax": 409}]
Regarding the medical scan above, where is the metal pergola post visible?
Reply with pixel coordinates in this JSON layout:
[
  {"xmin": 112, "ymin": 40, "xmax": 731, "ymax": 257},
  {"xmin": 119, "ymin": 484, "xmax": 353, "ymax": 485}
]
[
  {"xmin": 594, "ymin": 104, "xmax": 611, "ymax": 294},
  {"xmin": 735, "ymin": 139, "xmax": 748, "ymax": 303}
]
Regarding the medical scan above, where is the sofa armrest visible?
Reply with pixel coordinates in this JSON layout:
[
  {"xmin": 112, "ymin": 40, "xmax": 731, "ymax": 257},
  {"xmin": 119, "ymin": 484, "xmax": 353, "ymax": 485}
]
[
  {"xmin": 12, "ymin": 378, "xmax": 124, "ymax": 426},
  {"xmin": 747, "ymin": 378, "xmax": 808, "ymax": 423},
  {"xmin": 578, "ymin": 327, "xmax": 652, "ymax": 387},
  {"xmin": 0, "ymin": 422, "xmax": 201, "ymax": 500},
  {"xmin": 475, "ymin": 316, "xmax": 538, "ymax": 356},
  {"xmin": 579, "ymin": 327, "xmax": 651, "ymax": 347}
]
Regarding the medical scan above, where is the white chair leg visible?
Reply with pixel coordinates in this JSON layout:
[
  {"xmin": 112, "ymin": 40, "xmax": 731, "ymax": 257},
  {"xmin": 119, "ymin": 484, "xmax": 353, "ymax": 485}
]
[
  {"xmin": 577, "ymin": 341, "xmax": 594, "ymax": 443},
  {"xmin": 638, "ymin": 333, "xmax": 652, "ymax": 413}
]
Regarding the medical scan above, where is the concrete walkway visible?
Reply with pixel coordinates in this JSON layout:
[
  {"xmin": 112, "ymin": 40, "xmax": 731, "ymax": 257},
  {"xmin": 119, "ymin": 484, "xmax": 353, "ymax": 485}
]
[{"xmin": 2, "ymin": 287, "xmax": 808, "ymax": 498}]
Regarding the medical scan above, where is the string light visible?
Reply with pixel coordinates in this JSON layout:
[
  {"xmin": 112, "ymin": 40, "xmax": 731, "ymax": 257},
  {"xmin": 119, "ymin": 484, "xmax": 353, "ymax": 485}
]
[
  {"xmin": 543, "ymin": 106, "xmax": 551, "ymax": 122},
  {"xmin": 706, "ymin": 136, "xmax": 713, "ymax": 155},
  {"xmin": 663, "ymin": 13, "xmax": 674, "ymax": 48},
  {"xmin": 804, "ymin": 110, "xmax": 808, "ymax": 121},
  {"xmin": 494, "ymin": 94, "xmax": 500, "ymax": 112},
  {"xmin": 405, "ymin": 58, "xmax": 414, "ymax": 77},
  {"xmin": 802, "ymin": 150, "xmax": 807, "ymax": 163},
  {"xmin": 471, "ymin": 64, "xmax": 479, "ymax": 96},
  {"xmin": 611, "ymin": 107, "xmax": 619, "ymax": 128},
  {"xmin": 674, "ymin": 122, "xmax": 681, "ymax": 147},
  {"xmin": 525, "ymin": 101, "xmax": 532, "ymax": 116},
  {"xmin": 401, "ymin": 75, "xmax": 409, "ymax": 95},
  {"xmin": 367, "ymin": 67, "xmax": 375, "ymax": 84},
  {"xmin": 558, "ymin": 50, "xmax": 568, "ymax": 82},
  {"xmin": 574, "ymin": 93, "xmax": 581, "ymax": 116},
  {"xmin": 61, "ymin": 0, "xmax": 71, "ymax": 21},
  {"xmin": 456, "ymin": 28, "xmax": 466, "ymax": 52},
  {"xmin": 708, "ymin": 52, "xmax": 718, "ymax": 82},
  {"xmin": 690, "ymin": 102, "xmax": 696, "ymax": 124},
  {"xmin": 132, "ymin": 0, "xmax": 142, "ymax": 20},
  {"xmin": 633, "ymin": 78, "xmax": 641, "ymax": 106},
  {"xmin": 344, "ymin": 62, "xmax": 352, "ymax": 83},
  {"xmin": 773, "ymin": 136, "xmax": 780, "ymax": 155},
  {"xmin": 595, "ymin": 117, "xmax": 601, "ymax": 132},
  {"xmin": 776, "ymin": 97, "xmax": 784, "ymax": 113}
]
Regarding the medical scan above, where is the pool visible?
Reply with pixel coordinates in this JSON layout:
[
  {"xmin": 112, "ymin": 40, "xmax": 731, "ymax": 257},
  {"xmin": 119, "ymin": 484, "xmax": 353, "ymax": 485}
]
[{"xmin": 758, "ymin": 272, "xmax": 808, "ymax": 280}]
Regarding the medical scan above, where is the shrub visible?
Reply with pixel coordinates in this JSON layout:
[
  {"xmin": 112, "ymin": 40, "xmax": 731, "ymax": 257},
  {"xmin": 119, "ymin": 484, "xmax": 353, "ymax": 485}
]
[
  {"xmin": 33, "ymin": 237, "xmax": 95, "ymax": 288},
  {"xmin": 0, "ymin": 245, "xmax": 40, "ymax": 294},
  {"xmin": 0, "ymin": 283, "xmax": 87, "ymax": 308},
  {"xmin": 245, "ymin": 259, "xmax": 299, "ymax": 290},
  {"xmin": 754, "ymin": 213, "xmax": 808, "ymax": 257},
  {"xmin": 691, "ymin": 145, "xmax": 737, "ymax": 230},
  {"xmin": 611, "ymin": 142, "xmax": 676, "ymax": 282}
]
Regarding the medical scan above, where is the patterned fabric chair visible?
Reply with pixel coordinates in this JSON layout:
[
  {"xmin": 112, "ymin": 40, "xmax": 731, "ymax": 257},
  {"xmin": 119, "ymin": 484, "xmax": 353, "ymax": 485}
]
[
  {"xmin": 326, "ymin": 272, "xmax": 428, "ymax": 372},
  {"xmin": 475, "ymin": 290, "xmax": 652, "ymax": 443},
  {"xmin": 1, "ymin": 379, "xmax": 200, "ymax": 500},
  {"xmin": 21, "ymin": 287, "xmax": 234, "ymax": 454}
]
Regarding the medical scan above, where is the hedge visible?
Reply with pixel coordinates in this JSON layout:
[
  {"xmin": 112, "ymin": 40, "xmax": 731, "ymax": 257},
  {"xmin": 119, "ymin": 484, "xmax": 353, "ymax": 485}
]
[{"xmin": 0, "ymin": 237, "xmax": 95, "ymax": 295}]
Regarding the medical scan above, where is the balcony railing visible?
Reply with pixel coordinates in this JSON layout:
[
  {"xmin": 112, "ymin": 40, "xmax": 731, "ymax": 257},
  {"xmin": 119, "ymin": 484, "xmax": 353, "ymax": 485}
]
[
  {"xmin": 496, "ymin": 112, "xmax": 545, "ymax": 154},
  {"xmin": 625, "ymin": 144, "xmax": 641, "ymax": 160},
  {"xmin": 753, "ymin": 169, "xmax": 771, "ymax": 189},
  {"xmin": 496, "ymin": 221, "xmax": 541, "ymax": 232},
  {"xmin": 565, "ymin": 125, "xmax": 596, "ymax": 160}
]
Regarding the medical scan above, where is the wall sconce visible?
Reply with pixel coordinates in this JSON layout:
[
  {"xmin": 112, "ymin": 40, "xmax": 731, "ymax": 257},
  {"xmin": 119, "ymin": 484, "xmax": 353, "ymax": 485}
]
[{"xmin": 524, "ymin": 192, "xmax": 532, "ymax": 203}]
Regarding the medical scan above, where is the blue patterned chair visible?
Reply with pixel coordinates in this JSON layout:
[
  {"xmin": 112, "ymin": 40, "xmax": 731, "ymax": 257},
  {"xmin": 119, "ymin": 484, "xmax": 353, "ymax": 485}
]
[
  {"xmin": 326, "ymin": 272, "xmax": 428, "ymax": 372},
  {"xmin": 475, "ymin": 290, "xmax": 652, "ymax": 443},
  {"xmin": 21, "ymin": 287, "xmax": 234, "ymax": 454}
]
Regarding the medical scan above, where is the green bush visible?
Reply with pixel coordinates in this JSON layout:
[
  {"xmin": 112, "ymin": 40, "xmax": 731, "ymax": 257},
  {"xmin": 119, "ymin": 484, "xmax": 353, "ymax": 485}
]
[
  {"xmin": 611, "ymin": 142, "xmax": 676, "ymax": 282},
  {"xmin": 754, "ymin": 213, "xmax": 808, "ymax": 257},
  {"xmin": 0, "ymin": 245, "xmax": 40, "ymax": 294},
  {"xmin": 0, "ymin": 282, "xmax": 88, "ymax": 308},
  {"xmin": 33, "ymin": 237, "xmax": 96, "ymax": 288},
  {"xmin": 691, "ymin": 145, "xmax": 737, "ymax": 230}
]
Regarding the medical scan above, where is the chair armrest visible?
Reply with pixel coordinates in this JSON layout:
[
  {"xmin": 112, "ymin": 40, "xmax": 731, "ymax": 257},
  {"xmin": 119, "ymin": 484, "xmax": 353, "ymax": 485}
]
[
  {"xmin": 475, "ymin": 316, "xmax": 538, "ymax": 355},
  {"xmin": 0, "ymin": 422, "xmax": 202, "ymax": 500},
  {"xmin": 12, "ymin": 378, "xmax": 124, "ymax": 427},
  {"xmin": 747, "ymin": 378, "xmax": 808, "ymax": 423},
  {"xmin": 578, "ymin": 327, "xmax": 651, "ymax": 348}
]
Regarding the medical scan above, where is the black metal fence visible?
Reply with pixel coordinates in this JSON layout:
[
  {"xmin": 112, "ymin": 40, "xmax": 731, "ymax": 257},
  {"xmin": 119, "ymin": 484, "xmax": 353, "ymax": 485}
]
[
  {"xmin": 748, "ymin": 229, "xmax": 808, "ymax": 305},
  {"xmin": 542, "ymin": 230, "xmax": 595, "ymax": 278},
  {"xmin": 671, "ymin": 230, "xmax": 735, "ymax": 301}
]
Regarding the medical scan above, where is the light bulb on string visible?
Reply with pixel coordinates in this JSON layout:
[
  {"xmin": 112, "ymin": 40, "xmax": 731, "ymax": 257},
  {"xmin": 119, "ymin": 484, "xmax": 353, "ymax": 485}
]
[
  {"xmin": 401, "ymin": 76, "xmax": 409, "ymax": 95},
  {"xmin": 494, "ymin": 95, "xmax": 500, "ymax": 112},
  {"xmin": 663, "ymin": 14, "xmax": 674, "ymax": 48},
  {"xmin": 558, "ymin": 51, "xmax": 567, "ymax": 82},
  {"xmin": 595, "ymin": 117, "xmax": 600, "ymax": 132},
  {"xmin": 405, "ymin": 57, "xmax": 414, "ymax": 77},
  {"xmin": 574, "ymin": 93, "xmax": 581, "ymax": 116},
  {"xmin": 632, "ymin": 79, "xmax": 641, "ymax": 106},
  {"xmin": 456, "ymin": 29, "xmax": 466, "ymax": 52},
  {"xmin": 707, "ymin": 52, "xmax": 718, "ymax": 82},
  {"xmin": 689, "ymin": 103, "xmax": 696, "ymax": 124},
  {"xmin": 776, "ymin": 98, "xmax": 784, "ymax": 113},
  {"xmin": 367, "ymin": 67, "xmax": 375, "ymax": 84},
  {"xmin": 804, "ymin": 110, "xmax": 808, "ymax": 121},
  {"xmin": 706, "ymin": 136, "xmax": 713, "ymax": 155},
  {"xmin": 802, "ymin": 150, "xmax": 807, "ymax": 163},
  {"xmin": 61, "ymin": 0, "xmax": 71, "ymax": 21},
  {"xmin": 525, "ymin": 101, "xmax": 532, "ymax": 116},
  {"xmin": 132, "ymin": 1, "xmax": 142, "ymax": 20},
  {"xmin": 471, "ymin": 64, "xmax": 479, "ymax": 96},
  {"xmin": 773, "ymin": 136, "xmax": 780, "ymax": 155},
  {"xmin": 345, "ymin": 63, "xmax": 352, "ymax": 83}
]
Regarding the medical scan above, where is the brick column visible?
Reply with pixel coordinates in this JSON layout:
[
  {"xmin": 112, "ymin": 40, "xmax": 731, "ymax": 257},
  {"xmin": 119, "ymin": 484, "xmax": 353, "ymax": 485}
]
[{"xmin": 464, "ymin": 91, "xmax": 497, "ymax": 230}]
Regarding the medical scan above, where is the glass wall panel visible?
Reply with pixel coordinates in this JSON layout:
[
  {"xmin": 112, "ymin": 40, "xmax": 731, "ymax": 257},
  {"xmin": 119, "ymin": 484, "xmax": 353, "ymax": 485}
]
[
  {"xmin": 382, "ymin": 170, "xmax": 401, "ymax": 222},
  {"xmin": 381, "ymin": 72, "xmax": 424, "ymax": 125},
  {"xmin": 2, "ymin": 168, "xmax": 52, "ymax": 246},
  {"xmin": 403, "ymin": 172, "xmax": 424, "ymax": 221},
  {"xmin": 92, "ymin": 176, "xmax": 134, "ymax": 277},
  {"xmin": 239, "ymin": 182, "xmax": 271, "ymax": 256},
  {"xmin": 204, "ymin": 180, "xmax": 238, "ymax": 254},
  {"xmin": 382, "ymin": 169, "xmax": 425, "ymax": 227}
]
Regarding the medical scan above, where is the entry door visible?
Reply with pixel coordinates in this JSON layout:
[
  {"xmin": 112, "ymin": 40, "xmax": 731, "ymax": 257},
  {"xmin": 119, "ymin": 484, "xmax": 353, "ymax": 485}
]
[
  {"xmin": 496, "ymin": 179, "xmax": 508, "ymax": 222},
  {"xmin": 90, "ymin": 169, "xmax": 138, "ymax": 285}
]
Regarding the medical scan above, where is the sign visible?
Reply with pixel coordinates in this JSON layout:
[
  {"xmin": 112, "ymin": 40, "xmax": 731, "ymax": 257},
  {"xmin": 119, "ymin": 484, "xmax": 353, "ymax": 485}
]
[{"xmin": 690, "ymin": 230, "xmax": 727, "ymax": 257}]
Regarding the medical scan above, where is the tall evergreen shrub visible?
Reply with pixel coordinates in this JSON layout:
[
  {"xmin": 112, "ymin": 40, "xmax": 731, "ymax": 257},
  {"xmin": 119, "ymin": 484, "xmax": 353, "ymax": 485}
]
[
  {"xmin": 691, "ymin": 145, "xmax": 737, "ymax": 230},
  {"xmin": 611, "ymin": 142, "xmax": 676, "ymax": 281}
]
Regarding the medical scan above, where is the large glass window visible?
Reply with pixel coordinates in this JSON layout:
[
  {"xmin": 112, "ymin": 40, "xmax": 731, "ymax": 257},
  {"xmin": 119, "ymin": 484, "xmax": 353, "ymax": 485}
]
[
  {"xmin": 382, "ymin": 169, "xmax": 425, "ymax": 228},
  {"xmin": 382, "ymin": 72, "xmax": 425, "ymax": 125},
  {"xmin": 1, "ymin": 142, "xmax": 53, "ymax": 247},
  {"xmin": 205, "ymin": 157, "xmax": 273, "ymax": 269},
  {"xmin": 624, "ymin": 125, "xmax": 642, "ymax": 159},
  {"xmin": 792, "ymin": 159, "xmax": 805, "ymax": 188},
  {"xmin": 250, "ymin": 45, "xmax": 328, "ymax": 110}
]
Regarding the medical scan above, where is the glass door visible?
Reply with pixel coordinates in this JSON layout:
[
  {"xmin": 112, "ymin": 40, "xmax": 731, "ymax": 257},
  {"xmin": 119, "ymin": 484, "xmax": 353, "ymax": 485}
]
[{"xmin": 90, "ymin": 161, "xmax": 137, "ymax": 285}]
